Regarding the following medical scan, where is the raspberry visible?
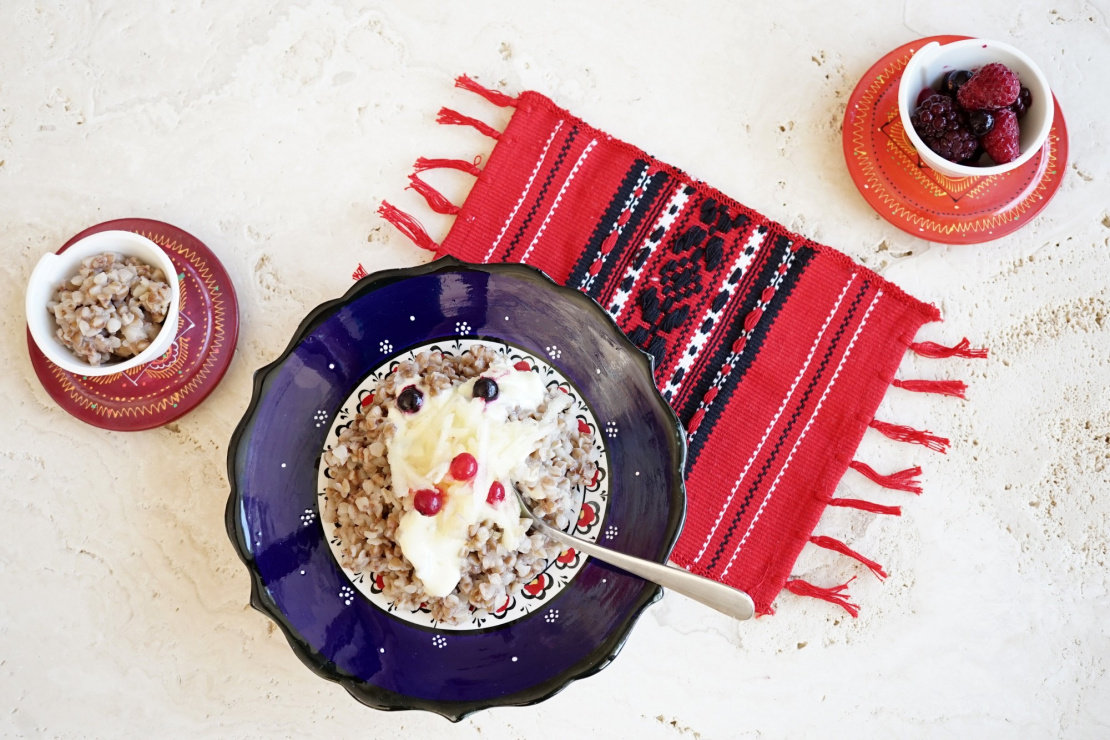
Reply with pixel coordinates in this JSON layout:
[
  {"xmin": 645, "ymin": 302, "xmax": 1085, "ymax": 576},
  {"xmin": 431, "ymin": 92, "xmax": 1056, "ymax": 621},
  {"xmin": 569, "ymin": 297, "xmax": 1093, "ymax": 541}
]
[
  {"xmin": 956, "ymin": 63, "xmax": 1021, "ymax": 110},
  {"xmin": 980, "ymin": 108, "xmax": 1021, "ymax": 164},
  {"xmin": 911, "ymin": 94, "xmax": 979, "ymax": 163}
]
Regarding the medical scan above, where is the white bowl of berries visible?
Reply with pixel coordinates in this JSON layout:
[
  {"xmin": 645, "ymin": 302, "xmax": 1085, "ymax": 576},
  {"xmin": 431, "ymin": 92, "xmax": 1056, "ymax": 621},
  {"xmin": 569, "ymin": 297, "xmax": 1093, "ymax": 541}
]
[{"xmin": 898, "ymin": 38, "xmax": 1053, "ymax": 178}]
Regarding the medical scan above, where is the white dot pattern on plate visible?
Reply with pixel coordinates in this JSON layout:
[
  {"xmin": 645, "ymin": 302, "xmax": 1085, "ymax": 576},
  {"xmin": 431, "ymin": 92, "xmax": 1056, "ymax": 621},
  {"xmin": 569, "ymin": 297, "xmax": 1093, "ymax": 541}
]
[
  {"xmin": 432, "ymin": 635, "xmax": 447, "ymax": 648},
  {"xmin": 455, "ymin": 321, "xmax": 472, "ymax": 334},
  {"xmin": 316, "ymin": 338, "xmax": 613, "ymax": 632},
  {"xmin": 379, "ymin": 340, "xmax": 393, "ymax": 353}
]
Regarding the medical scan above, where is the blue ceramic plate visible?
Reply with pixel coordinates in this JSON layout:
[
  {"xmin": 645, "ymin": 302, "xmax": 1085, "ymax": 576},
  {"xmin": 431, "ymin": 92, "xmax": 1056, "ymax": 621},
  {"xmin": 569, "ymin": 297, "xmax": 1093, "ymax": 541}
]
[{"xmin": 225, "ymin": 257, "xmax": 686, "ymax": 721}]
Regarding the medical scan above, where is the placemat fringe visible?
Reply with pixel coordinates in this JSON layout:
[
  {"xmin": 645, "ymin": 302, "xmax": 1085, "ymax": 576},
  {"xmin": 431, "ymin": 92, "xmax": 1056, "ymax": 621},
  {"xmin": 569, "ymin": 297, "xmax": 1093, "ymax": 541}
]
[
  {"xmin": 869, "ymin": 418, "xmax": 950, "ymax": 452},
  {"xmin": 377, "ymin": 201, "xmax": 440, "ymax": 252},
  {"xmin": 910, "ymin": 337, "xmax": 989, "ymax": 359},
  {"xmin": 826, "ymin": 497, "xmax": 903, "ymax": 516},
  {"xmin": 413, "ymin": 156, "xmax": 484, "ymax": 176},
  {"xmin": 454, "ymin": 74, "xmax": 519, "ymax": 108},
  {"xmin": 809, "ymin": 536, "xmax": 887, "ymax": 580},
  {"xmin": 407, "ymin": 173, "xmax": 462, "ymax": 215},
  {"xmin": 436, "ymin": 107, "xmax": 502, "ymax": 140},
  {"xmin": 891, "ymin": 378, "xmax": 967, "ymax": 399},
  {"xmin": 848, "ymin": 460, "xmax": 923, "ymax": 494},
  {"xmin": 783, "ymin": 577, "xmax": 860, "ymax": 617}
]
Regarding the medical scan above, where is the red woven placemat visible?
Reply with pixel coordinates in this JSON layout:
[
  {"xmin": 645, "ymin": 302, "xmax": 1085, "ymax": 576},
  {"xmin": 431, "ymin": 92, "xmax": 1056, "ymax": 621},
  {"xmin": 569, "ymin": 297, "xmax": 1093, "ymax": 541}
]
[{"xmin": 375, "ymin": 77, "xmax": 985, "ymax": 616}]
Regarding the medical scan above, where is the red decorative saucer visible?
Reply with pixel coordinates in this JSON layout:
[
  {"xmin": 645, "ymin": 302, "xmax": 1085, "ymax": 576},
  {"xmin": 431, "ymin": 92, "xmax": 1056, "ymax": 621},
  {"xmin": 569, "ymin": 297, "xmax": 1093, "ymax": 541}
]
[
  {"xmin": 27, "ymin": 219, "xmax": 239, "ymax": 431},
  {"xmin": 843, "ymin": 35, "xmax": 1068, "ymax": 244}
]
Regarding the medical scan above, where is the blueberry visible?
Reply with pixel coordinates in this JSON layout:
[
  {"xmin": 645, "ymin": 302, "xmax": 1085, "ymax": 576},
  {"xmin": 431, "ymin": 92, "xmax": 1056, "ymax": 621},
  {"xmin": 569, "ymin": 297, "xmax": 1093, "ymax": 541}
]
[
  {"xmin": 943, "ymin": 70, "xmax": 973, "ymax": 96},
  {"xmin": 1011, "ymin": 86, "xmax": 1032, "ymax": 118},
  {"xmin": 472, "ymin": 377, "xmax": 499, "ymax": 401},
  {"xmin": 968, "ymin": 110, "xmax": 995, "ymax": 137},
  {"xmin": 397, "ymin": 386, "xmax": 423, "ymax": 413}
]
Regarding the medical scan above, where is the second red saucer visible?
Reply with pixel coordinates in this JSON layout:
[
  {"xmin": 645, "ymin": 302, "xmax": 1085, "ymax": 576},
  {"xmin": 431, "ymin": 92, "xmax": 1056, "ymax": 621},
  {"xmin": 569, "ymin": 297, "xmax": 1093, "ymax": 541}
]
[{"xmin": 842, "ymin": 35, "xmax": 1067, "ymax": 244}]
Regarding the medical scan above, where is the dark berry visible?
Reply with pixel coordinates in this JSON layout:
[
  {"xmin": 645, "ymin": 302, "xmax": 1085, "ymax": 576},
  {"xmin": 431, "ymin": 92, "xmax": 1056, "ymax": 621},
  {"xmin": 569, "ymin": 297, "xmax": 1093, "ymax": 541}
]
[
  {"xmin": 916, "ymin": 87, "xmax": 939, "ymax": 107},
  {"xmin": 397, "ymin": 386, "xmax": 423, "ymax": 413},
  {"xmin": 486, "ymin": 481, "xmax": 505, "ymax": 505},
  {"xmin": 943, "ymin": 70, "xmax": 973, "ymax": 96},
  {"xmin": 1011, "ymin": 86, "xmax": 1032, "ymax": 118},
  {"xmin": 968, "ymin": 110, "xmax": 995, "ymax": 137},
  {"xmin": 449, "ymin": 452, "xmax": 477, "ymax": 481},
  {"xmin": 473, "ymin": 377, "xmax": 499, "ymax": 401},
  {"xmin": 911, "ymin": 94, "xmax": 979, "ymax": 163},
  {"xmin": 413, "ymin": 488, "xmax": 443, "ymax": 516},
  {"xmin": 960, "ymin": 145, "xmax": 986, "ymax": 166}
]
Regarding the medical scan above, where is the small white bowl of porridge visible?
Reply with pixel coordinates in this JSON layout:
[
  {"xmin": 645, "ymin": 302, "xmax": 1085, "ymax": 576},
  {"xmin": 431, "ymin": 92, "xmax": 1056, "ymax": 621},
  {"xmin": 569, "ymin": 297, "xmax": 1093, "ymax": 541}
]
[{"xmin": 25, "ymin": 230, "xmax": 181, "ymax": 376}]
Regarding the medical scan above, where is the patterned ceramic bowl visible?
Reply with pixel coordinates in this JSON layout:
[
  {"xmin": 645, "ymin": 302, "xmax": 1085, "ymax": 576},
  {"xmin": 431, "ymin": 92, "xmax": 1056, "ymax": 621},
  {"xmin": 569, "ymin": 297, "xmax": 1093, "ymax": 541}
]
[
  {"xmin": 25, "ymin": 230, "xmax": 181, "ymax": 377},
  {"xmin": 226, "ymin": 257, "xmax": 686, "ymax": 721}
]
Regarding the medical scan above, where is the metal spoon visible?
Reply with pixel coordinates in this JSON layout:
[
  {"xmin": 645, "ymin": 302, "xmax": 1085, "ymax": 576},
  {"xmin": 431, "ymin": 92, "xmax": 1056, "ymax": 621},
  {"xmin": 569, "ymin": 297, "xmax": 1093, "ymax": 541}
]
[{"xmin": 513, "ymin": 485, "xmax": 756, "ymax": 621}]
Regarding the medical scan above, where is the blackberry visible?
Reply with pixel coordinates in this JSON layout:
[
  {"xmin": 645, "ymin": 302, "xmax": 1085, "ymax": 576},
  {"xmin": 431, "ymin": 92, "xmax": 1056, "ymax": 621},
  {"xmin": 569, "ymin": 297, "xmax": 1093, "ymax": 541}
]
[{"xmin": 911, "ymin": 94, "xmax": 979, "ymax": 163}]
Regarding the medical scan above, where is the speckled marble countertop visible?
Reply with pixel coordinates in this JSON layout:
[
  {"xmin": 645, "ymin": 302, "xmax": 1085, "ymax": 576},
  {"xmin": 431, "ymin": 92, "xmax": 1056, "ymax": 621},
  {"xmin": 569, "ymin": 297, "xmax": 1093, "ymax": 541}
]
[{"xmin": 3, "ymin": 1, "xmax": 1108, "ymax": 737}]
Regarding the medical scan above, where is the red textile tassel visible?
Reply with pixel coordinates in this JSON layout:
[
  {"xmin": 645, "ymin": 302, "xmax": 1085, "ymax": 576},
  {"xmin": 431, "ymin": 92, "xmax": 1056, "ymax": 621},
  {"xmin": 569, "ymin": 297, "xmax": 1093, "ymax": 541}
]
[
  {"xmin": 454, "ymin": 74, "xmax": 519, "ymax": 108},
  {"xmin": 910, "ymin": 338, "xmax": 988, "ymax": 359},
  {"xmin": 413, "ymin": 156, "xmax": 483, "ymax": 176},
  {"xmin": 407, "ymin": 174, "xmax": 461, "ymax": 216},
  {"xmin": 783, "ymin": 578, "xmax": 860, "ymax": 618},
  {"xmin": 377, "ymin": 201, "xmax": 439, "ymax": 252},
  {"xmin": 869, "ymin": 419, "xmax": 950, "ymax": 453},
  {"xmin": 892, "ymin": 378, "xmax": 967, "ymax": 399},
  {"xmin": 351, "ymin": 264, "xmax": 368, "ymax": 281},
  {"xmin": 848, "ymin": 460, "xmax": 923, "ymax": 494},
  {"xmin": 436, "ymin": 107, "xmax": 501, "ymax": 140},
  {"xmin": 809, "ymin": 536, "xmax": 888, "ymax": 580},
  {"xmin": 826, "ymin": 497, "xmax": 902, "ymax": 516}
]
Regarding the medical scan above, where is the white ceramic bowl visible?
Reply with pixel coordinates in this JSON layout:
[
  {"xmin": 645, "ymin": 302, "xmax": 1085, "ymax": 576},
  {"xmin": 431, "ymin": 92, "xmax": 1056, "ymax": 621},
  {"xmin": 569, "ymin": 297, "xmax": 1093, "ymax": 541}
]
[
  {"xmin": 26, "ymin": 230, "xmax": 181, "ymax": 376},
  {"xmin": 898, "ymin": 38, "xmax": 1053, "ymax": 178}
]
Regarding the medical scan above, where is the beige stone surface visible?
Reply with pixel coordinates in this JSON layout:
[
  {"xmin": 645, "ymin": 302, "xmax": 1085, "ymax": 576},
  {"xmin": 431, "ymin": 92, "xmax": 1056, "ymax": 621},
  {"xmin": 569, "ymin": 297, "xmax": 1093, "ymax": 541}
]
[{"xmin": 2, "ymin": 1, "xmax": 1108, "ymax": 737}]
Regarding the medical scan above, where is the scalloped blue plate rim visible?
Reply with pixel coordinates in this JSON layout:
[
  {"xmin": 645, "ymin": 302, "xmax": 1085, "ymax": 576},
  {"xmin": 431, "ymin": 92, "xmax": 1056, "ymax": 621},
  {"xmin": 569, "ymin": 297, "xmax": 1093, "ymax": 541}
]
[{"xmin": 224, "ymin": 256, "xmax": 687, "ymax": 721}]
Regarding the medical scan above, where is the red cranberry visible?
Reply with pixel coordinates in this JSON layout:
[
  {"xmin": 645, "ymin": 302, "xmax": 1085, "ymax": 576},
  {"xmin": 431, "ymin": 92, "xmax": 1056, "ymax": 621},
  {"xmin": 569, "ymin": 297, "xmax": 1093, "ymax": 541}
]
[
  {"xmin": 449, "ymin": 452, "xmax": 477, "ymax": 481},
  {"xmin": 486, "ymin": 481, "xmax": 505, "ymax": 505},
  {"xmin": 472, "ymin": 377, "xmax": 499, "ymax": 401},
  {"xmin": 413, "ymin": 488, "xmax": 443, "ymax": 516},
  {"xmin": 397, "ymin": 386, "xmax": 423, "ymax": 413},
  {"xmin": 513, "ymin": 361, "xmax": 531, "ymax": 371}
]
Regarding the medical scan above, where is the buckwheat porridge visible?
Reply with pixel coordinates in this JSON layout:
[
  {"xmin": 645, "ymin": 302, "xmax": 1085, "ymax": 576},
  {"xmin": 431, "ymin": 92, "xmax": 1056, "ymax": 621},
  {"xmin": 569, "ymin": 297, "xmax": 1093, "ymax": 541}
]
[
  {"xmin": 47, "ymin": 251, "xmax": 173, "ymax": 366},
  {"xmin": 320, "ymin": 345, "xmax": 599, "ymax": 624}
]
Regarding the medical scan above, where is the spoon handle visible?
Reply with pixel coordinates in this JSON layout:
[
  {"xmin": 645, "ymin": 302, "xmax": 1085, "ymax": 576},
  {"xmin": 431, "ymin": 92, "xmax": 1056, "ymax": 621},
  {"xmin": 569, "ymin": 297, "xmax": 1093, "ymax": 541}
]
[{"xmin": 531, "ymin": 518, "xmax": 756, "ymax": 621}]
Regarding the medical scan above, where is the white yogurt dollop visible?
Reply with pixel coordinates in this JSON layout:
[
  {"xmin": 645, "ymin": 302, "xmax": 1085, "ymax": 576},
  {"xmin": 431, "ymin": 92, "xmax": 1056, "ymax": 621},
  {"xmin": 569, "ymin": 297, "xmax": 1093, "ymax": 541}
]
[{"xmin": 391, "ymin": 362, "xmax": 565, "ymax": 597}]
